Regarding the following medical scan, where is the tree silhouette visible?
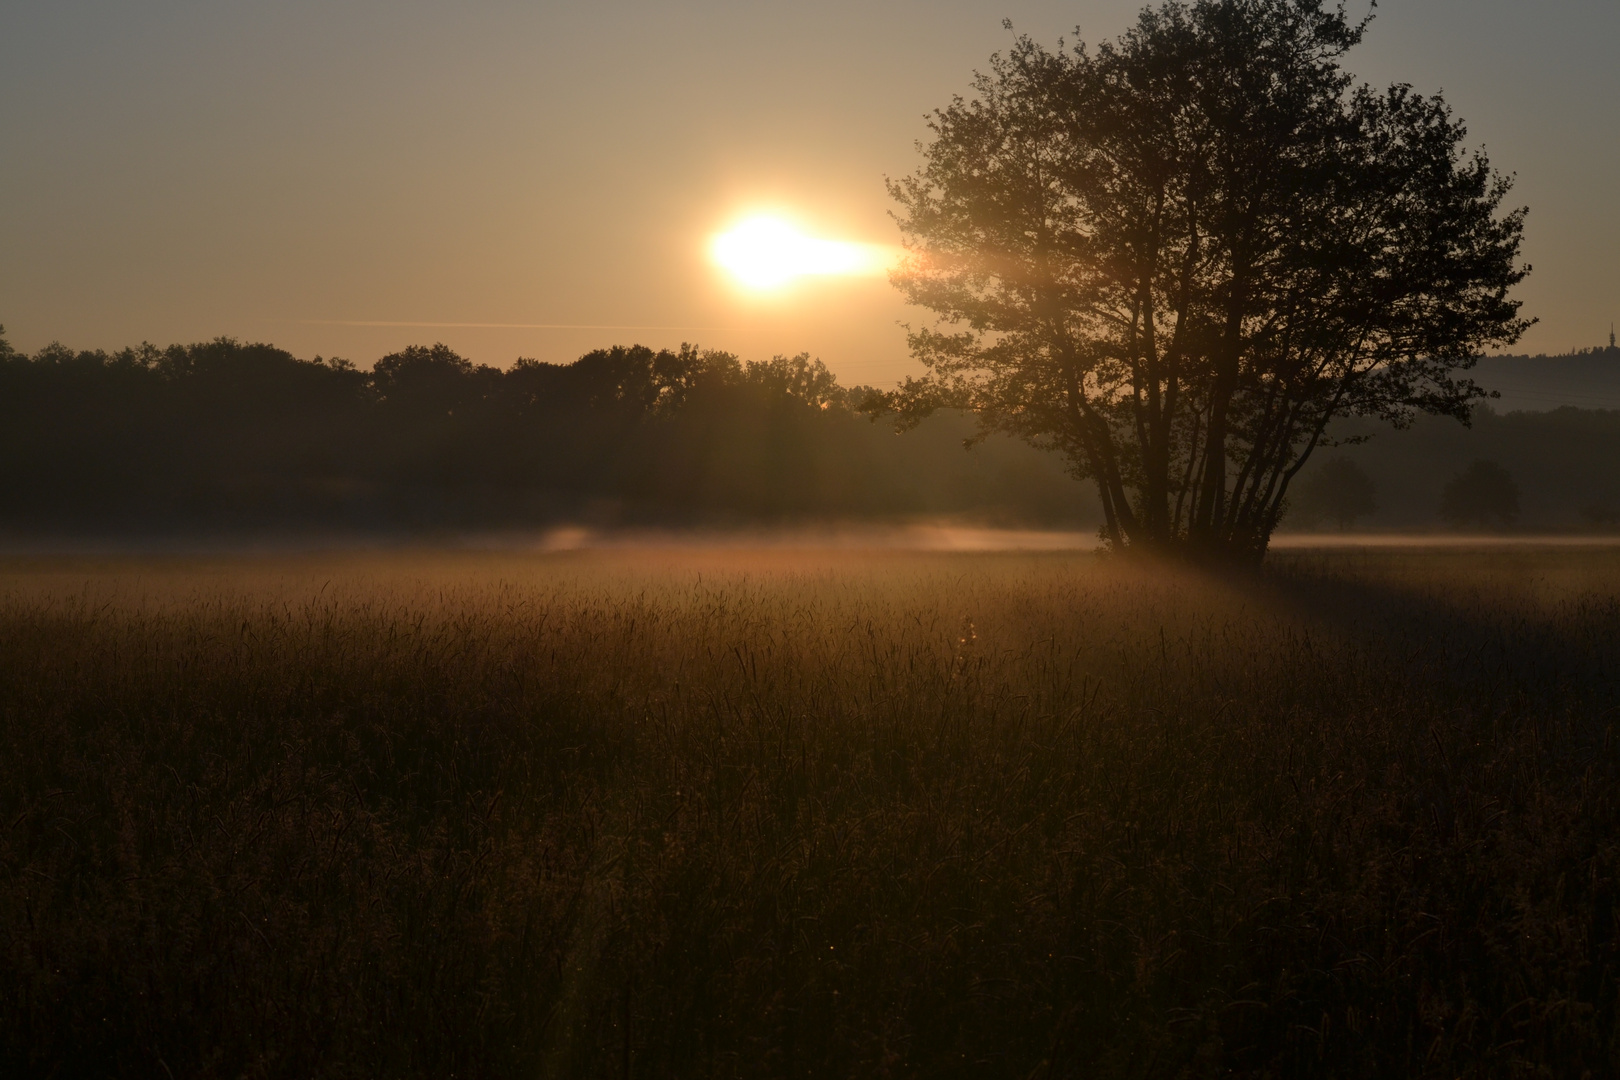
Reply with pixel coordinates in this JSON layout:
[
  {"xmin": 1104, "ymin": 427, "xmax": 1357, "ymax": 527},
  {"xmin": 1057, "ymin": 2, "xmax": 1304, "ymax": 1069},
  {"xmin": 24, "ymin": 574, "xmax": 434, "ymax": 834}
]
[
  {"xmin": 1439, "ymin": 460, "xmax": 1520, "ymax": 529},
  {"xmin": 1289, "ymin": 458, "xmax": 1377, "ymax": 531},
  {"xmin": 875, "ymin": 0, "xmax": 1529, "ymax": 561}
]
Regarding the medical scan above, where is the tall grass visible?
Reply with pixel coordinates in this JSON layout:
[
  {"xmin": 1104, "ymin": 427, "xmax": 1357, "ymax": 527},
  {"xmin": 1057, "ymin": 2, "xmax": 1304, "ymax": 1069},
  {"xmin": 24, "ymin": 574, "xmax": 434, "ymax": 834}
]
[{"xmin": 3, "ymin": 547, "xmax": 1619, "ymax": 1077}]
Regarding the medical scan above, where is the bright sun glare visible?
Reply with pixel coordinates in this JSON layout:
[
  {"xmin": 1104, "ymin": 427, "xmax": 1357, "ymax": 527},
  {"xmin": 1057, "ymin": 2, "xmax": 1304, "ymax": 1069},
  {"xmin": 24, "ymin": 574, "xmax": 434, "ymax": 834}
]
[{"xmin": 710, "ymin": 215, "xmax": 889, "ymax": 291}]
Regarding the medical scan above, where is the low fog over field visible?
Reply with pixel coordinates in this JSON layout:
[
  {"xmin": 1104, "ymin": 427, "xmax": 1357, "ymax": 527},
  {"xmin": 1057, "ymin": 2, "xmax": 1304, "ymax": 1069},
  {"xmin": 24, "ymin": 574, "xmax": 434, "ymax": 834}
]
[{"xmin": 5, "ymin": 545, "xmax": 1620, "ymax": 1075}]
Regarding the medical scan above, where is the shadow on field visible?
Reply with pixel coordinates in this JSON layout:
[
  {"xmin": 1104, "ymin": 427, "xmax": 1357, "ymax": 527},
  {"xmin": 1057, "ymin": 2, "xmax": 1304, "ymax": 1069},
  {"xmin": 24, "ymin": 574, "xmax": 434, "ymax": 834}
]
[{"xmin": 1, "ymin": 548, "xmax": 1618, "ymax": 1078}]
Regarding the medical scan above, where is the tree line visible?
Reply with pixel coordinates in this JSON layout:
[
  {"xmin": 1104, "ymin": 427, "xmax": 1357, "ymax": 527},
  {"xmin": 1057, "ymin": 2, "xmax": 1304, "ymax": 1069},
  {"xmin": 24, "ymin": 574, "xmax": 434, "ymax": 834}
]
[
  {"xmin": 0, "ymin": 329, "xmax": 1090, "ymax": 534},
  {"xmin": 1289, "ymin": 456, "xmax": 1519, "ymax": 531},
  {"xmin": 7, "ymin": 324, "xmax": 1617, "ymax": 537},
  {"xmin": 1287, "ymin": 403, "xmax": 1620, "ymax": 532}
]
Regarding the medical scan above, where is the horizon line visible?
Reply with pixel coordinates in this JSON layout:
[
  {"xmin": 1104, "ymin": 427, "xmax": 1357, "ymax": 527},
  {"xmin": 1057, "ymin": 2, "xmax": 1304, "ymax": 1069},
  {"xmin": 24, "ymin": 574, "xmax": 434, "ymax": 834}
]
[{"xmin": 299, "ymin": 319, "xmax": 746, "ymax": 331}]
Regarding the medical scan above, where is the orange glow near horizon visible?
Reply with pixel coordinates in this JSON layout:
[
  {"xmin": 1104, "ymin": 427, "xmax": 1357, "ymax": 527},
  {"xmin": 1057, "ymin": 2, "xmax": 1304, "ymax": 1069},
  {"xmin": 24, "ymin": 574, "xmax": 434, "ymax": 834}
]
[{"xmin": 710, "ymin": 214, "xmax": 893, "ymax": 292}]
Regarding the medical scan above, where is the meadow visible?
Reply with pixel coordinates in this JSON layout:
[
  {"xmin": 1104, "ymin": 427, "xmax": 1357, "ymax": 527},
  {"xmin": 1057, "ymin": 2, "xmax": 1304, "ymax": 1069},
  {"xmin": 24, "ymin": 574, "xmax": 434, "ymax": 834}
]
[{"xmin": 2, "ymin": 545, "xmax": 1619, "ymax": 1077}]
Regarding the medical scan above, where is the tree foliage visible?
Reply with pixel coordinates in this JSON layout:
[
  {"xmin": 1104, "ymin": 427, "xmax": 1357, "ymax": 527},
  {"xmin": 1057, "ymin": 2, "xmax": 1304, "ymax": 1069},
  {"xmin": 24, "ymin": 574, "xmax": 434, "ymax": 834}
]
[{"xmin": 875, "ymin": 0, "xmax": 1529, "ymax": 560}]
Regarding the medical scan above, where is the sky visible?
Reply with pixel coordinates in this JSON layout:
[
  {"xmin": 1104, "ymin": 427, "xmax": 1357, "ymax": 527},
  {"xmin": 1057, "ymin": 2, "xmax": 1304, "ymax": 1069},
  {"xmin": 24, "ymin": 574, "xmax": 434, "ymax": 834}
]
[{"xmin": 2, "ymin": 0, "xmax": 1617, "ymax": 388}]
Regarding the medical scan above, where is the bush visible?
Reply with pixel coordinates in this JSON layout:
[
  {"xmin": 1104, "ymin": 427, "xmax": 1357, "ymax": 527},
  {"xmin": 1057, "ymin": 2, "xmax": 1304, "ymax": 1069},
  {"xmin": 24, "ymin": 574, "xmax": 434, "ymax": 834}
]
[
  {"xmin": 1439, "ymin": 459, "xmax": 1520, "ymax": 528},
  {"xmin": 1287, "ymin": 458, "xmax": 1378, "ymax": 530}
]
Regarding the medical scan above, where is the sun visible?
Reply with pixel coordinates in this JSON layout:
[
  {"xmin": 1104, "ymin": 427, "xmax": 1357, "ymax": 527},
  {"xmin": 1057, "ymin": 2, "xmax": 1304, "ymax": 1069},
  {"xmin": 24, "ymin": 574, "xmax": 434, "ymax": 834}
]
[{"xmin": 710, "ymin": 214, "xmax": 889, "ymax": 292}]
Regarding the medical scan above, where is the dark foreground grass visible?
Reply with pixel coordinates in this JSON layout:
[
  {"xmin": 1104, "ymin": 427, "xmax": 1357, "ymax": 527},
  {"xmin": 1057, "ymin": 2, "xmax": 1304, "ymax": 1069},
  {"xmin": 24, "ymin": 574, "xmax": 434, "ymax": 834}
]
[{"xmin": 3, "ymin": 546, "xmax": 1620, "ymax": 1077}]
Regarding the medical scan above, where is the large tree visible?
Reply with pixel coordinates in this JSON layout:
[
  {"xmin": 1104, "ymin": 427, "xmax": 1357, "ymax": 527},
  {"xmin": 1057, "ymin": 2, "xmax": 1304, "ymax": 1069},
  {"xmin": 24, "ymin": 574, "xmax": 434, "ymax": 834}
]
[{"xmin": 876, "ymin": 0, "xmax": 1529, "ymax": 560}]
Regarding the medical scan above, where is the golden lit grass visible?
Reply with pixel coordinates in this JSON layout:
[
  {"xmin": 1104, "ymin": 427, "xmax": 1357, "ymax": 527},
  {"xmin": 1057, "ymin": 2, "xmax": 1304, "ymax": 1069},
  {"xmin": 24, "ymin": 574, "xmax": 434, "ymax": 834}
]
[{"xmin": 3, "ymin": 547, "xmax": 1619, "ymax": 1077}]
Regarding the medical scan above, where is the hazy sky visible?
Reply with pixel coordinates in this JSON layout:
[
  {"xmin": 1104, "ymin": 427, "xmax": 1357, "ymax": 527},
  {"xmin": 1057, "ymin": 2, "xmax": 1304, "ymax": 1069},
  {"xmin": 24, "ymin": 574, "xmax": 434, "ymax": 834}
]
[{"xmin": 3, "ymin": 1, "xmax": 1617, "ymax": 386}]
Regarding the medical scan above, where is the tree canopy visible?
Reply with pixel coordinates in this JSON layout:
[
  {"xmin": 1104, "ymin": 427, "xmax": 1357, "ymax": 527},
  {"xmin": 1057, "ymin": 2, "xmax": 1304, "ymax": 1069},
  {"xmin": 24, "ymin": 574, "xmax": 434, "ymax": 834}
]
[{"xmin": 875, "ymin": 0, "xmax": 1529, "ymax": 560}]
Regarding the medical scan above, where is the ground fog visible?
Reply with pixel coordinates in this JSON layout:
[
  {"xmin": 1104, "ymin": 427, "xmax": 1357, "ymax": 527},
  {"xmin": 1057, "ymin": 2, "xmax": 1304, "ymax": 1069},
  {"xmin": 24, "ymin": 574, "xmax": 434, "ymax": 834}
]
[{"xmin": 3, "ymin": 547, "xmax": 1619, "ymax": 1077}]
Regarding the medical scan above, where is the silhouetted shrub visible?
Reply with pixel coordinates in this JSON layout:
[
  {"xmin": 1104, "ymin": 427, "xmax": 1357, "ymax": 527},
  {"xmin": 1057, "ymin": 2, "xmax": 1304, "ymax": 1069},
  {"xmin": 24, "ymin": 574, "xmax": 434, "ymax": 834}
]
[
  {"xmin": 1439, "ymin": 459, "xmax": 1520, "ymax": 528},
  {"xmin": 1288, "ymin": 458, "xmax": 1378, "ymax": 530},
  {"xmin": 1581, "ymin": 503, "xmax": 1620, "ymax": 529}
]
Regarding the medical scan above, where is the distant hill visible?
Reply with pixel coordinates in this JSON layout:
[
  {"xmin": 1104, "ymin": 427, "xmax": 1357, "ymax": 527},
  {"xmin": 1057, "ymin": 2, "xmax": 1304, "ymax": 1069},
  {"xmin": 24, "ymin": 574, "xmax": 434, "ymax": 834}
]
[{"xmin": 1472, "ymin": 346, "xmax": 1620, "ymax": 412}]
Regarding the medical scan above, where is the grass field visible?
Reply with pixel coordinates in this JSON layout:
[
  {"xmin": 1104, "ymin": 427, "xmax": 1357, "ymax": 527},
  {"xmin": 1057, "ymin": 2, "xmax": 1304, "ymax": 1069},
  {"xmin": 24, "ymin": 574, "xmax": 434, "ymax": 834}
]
[{"xmin": 3, "ymin": 546, "xmax": 1619, "ymax": 1077}]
